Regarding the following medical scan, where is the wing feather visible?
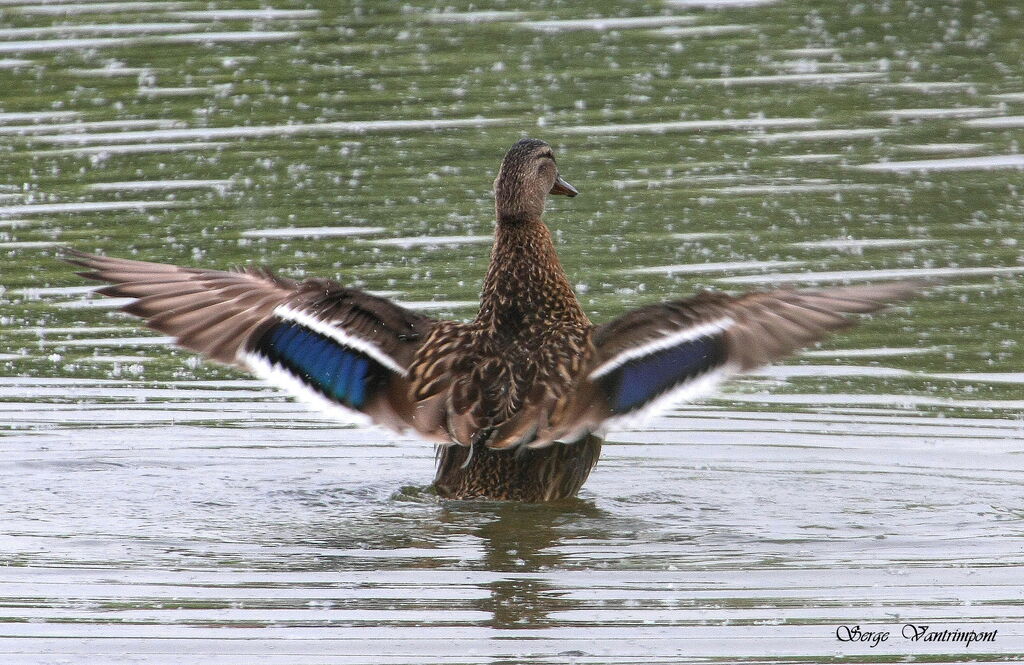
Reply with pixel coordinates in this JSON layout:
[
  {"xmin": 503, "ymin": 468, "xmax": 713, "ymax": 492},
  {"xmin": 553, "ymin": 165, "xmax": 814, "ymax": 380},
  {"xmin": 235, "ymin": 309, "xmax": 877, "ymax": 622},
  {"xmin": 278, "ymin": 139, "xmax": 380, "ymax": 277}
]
[
  {"xmin": 531, "ymin": 280, "xmax": 925, "ymax": 446},
  {"xmin": 66, "ymin": 249, "xmax": 437, "ymax": 435}
]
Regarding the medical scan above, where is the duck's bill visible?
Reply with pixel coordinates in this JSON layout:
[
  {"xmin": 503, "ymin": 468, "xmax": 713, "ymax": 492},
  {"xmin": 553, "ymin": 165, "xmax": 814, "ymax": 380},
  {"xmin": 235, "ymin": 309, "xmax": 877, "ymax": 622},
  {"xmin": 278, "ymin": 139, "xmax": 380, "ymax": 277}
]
[{"xmin": 550, "ymin": 175, "xmax": 579, "ymax": 197}]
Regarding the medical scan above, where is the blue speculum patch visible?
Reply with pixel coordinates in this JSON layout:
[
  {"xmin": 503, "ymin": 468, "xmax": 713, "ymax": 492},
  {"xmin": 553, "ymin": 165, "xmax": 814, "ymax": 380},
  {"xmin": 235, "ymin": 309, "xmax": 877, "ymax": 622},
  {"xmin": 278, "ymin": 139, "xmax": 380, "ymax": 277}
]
[
  {"xmin": 253, "ymin": 321, "xmax": 377, "ymax": 409},
  {"xmin": 601, "ymin": 336, "xmax": 726, "ymax": 414}
]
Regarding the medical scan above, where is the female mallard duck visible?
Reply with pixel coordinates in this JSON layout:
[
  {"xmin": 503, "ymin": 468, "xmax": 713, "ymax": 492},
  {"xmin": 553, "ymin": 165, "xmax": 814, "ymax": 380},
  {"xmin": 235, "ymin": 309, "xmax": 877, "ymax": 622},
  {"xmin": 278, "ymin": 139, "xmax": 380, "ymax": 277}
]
[{"xmin": 68, "ymin": 138, "xmax": 921, "ymax": 502}]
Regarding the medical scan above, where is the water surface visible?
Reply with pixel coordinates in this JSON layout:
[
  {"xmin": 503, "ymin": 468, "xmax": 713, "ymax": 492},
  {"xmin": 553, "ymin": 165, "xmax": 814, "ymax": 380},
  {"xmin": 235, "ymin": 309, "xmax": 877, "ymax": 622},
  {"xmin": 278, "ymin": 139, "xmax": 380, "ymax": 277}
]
[{"xmin": 1, "ymin": 0, "xmax": 1022, "ymax": 662}]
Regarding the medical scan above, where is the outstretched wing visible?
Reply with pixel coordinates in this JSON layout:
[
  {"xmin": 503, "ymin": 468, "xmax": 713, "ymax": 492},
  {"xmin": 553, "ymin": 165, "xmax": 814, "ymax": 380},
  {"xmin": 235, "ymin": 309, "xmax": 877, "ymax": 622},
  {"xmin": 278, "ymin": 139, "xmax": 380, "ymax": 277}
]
[
  {"xmin": 534, "ymin": 281, "xmax": 923, "ymax": 446},
  {"xmin": 66, "ymin": 250, "xmax": 439, "ymax": 436}
]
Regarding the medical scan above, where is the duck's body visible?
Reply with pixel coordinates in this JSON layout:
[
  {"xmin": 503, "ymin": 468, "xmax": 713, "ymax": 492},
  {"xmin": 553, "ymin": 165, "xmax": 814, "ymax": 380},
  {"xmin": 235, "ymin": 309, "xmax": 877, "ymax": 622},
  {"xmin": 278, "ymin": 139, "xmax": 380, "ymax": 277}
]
[
  {"xmin": 412, "ymin": 217, "xmax": 591, "ymax": 449},
  {"xmin": 68, "ymin": 138, "xmax": 922, "ymax": 501},
  {"xmin": 434, "ymin": 435, "xmax": 602, "ymax": 502},
  {"xmin": 417, "ymin": 214, "xmax": 600, "ymax": 501}
]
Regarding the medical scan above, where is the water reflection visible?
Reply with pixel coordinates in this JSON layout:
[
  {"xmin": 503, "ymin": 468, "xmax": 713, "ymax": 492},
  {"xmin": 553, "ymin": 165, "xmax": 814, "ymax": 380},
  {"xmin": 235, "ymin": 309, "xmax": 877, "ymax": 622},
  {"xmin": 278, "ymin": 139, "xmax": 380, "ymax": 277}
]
[{"xmin": 441, "ymin": 499, "xmax": 606, "ymax": 628}]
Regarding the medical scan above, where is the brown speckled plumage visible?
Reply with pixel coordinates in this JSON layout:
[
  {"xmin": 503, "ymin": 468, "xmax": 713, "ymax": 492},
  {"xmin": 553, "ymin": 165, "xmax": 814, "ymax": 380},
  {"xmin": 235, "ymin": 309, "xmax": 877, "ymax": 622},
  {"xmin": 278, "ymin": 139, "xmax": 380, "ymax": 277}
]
[
  {"xmin": 434, "ymin": 435, "xmax": 602, "ymax": 502},
  {"xmin": 410, "ymin": 217, "xmax": 592, "ymax": 449},
  {"xmin": 67, "ymin": 138, "xmax": 926, "ymax": 502}
]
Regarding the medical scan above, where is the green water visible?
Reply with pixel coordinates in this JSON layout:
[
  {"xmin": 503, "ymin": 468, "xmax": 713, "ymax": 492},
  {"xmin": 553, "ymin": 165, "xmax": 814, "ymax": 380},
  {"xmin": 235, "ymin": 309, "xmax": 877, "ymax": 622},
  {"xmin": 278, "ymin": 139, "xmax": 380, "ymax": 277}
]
[
  {"xmin": 0, "ymin": 1, "xmax": 1022, "ymax": 662},
  {"xmin": 2, "ymin": 1, "xmax": 1022, "ymax": 406}
]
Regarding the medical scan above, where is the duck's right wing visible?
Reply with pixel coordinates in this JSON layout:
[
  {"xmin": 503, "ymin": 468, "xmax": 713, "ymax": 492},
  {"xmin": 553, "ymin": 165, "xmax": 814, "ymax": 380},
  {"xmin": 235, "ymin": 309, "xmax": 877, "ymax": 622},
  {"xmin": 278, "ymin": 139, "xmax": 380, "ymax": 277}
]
[
  {"xmin": 534, "ymin": 281, "xmax": 923, "ymax": 446},
  {"xmin": 66, "ymin": 250, "xmax": 443, "ymax": 437}
]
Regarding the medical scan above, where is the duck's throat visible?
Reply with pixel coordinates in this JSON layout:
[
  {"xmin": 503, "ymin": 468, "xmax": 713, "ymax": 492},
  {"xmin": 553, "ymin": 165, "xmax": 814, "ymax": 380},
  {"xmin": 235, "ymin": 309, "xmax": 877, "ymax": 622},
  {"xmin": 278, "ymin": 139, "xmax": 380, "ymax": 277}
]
[{"xmin": 478, "ymin": 219, "xmax": 587, "ymax": 331}]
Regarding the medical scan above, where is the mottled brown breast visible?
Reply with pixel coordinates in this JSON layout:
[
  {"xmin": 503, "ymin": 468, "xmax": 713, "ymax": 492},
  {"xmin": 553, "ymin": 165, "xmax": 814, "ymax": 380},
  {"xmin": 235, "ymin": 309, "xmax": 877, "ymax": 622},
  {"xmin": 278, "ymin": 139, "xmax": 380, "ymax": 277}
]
[{"xmin": 407, "ymin": 320, "xmax": 591, "ymax": 449}]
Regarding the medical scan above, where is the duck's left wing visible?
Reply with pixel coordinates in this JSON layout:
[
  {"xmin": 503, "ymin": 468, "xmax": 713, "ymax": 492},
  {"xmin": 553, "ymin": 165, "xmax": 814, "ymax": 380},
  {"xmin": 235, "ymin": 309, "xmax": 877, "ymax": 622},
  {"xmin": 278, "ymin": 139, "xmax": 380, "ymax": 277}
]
[
  {"xmin": 535, "ymin": 282, "xmax": 922, "ymax": 445},
  {"xmin": 66, "ymin": 250, "xmax": 438, "ymax": 435}
]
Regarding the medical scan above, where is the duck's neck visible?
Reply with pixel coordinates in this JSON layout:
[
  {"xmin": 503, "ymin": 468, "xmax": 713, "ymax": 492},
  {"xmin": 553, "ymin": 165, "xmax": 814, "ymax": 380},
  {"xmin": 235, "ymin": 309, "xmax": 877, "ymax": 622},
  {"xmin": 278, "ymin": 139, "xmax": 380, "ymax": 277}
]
[{"xmin": 477, "ymin": 217, "xmax": 587, "ymax": 333}]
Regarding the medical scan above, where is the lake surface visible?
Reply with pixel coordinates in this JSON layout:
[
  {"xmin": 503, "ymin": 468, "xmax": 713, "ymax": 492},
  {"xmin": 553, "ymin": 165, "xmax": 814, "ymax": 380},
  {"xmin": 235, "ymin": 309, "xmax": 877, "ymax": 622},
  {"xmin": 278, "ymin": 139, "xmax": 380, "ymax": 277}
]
[{"xmin": 1, "ymin": 0, "xmax": 1023, "ymax": 662}]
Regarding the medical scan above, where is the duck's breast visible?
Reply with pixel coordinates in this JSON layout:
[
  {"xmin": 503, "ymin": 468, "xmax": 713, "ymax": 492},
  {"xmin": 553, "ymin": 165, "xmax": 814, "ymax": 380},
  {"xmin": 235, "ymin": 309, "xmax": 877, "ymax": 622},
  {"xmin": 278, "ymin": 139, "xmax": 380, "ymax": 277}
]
[{"xmin": 410, "ymin": 322, "xmax": 591, "ymax": 447}]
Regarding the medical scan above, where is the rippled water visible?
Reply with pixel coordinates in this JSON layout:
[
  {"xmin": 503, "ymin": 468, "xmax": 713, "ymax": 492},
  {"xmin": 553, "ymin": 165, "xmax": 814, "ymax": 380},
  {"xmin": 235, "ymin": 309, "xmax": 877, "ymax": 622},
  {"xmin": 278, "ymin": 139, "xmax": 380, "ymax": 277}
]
[{"xmin": 1, "ymin": 0, "xmax": 1023, "ymax": 663}]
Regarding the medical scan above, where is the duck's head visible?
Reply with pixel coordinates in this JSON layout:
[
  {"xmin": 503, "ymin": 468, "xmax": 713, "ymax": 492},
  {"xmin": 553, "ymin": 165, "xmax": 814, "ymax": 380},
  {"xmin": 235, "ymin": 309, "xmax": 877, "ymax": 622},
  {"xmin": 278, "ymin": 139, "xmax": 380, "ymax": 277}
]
[{"xmin": 494, "ymin": 138, "xmax": 577, "ymax": 224}]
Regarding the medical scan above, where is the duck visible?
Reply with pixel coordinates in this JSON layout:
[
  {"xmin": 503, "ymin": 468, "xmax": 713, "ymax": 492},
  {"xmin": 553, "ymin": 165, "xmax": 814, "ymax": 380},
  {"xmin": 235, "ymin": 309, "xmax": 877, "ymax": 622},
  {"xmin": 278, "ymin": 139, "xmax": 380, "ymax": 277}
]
[{"xmin": 67, "ymin": 137, "xmax": 922, "ymax": 502}]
